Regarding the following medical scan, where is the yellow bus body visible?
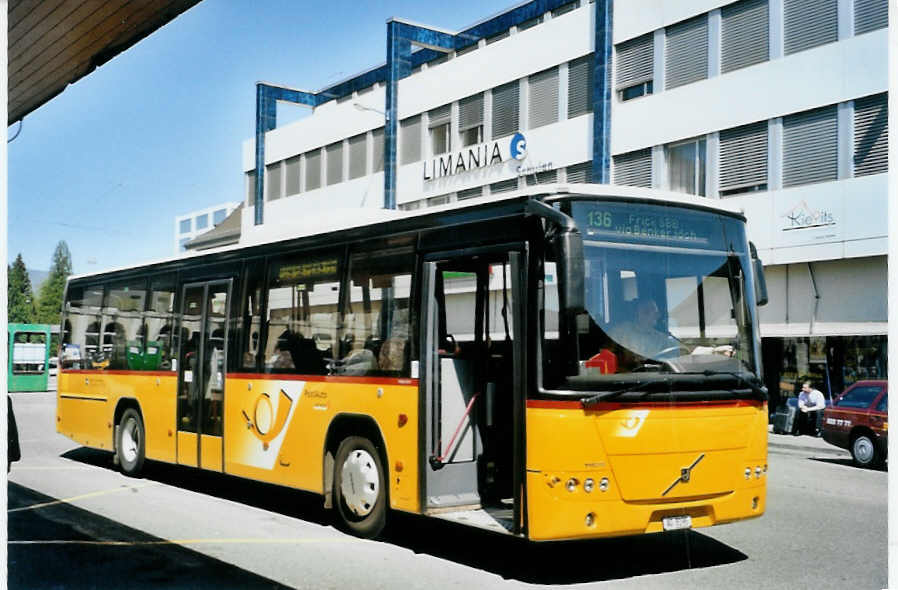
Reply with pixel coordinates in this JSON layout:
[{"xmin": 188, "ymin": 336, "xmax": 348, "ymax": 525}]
[{"xmin": 525, "ymin": 400, "xmax": 768, "ymax": 541}]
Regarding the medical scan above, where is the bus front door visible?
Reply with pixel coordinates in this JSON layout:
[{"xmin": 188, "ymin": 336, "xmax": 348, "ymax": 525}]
[
  {"xmin": 176, "ymin": 280, "xmax": 231, "ymax": 471},
  {"xmin": 421, "ymin": 250, "xmax": 525, "ymax": 532}
]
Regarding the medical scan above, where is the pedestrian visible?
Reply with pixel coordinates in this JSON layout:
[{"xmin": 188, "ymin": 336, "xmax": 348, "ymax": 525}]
[{"xmin": 797, "ymin": 381, "xmax": 826, "ymax": 436}]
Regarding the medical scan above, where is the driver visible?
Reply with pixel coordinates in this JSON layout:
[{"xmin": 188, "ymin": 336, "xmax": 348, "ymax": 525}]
[{"xmin": 611, "ymin": 298, "xmax": 679, "ymax": 359}]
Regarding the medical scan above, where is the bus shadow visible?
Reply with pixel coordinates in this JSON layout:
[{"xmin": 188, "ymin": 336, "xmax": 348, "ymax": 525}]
[
  {"xmin": 61, "ymin": 448, "xmax": 748, "ymax": 584},
  {"xmin": 8, "ymin": 481, "xmax": 291, "ymax": 589},
  {"xmin": 383, "ymin": 511, "xmax": 748, "ymax": 584}
]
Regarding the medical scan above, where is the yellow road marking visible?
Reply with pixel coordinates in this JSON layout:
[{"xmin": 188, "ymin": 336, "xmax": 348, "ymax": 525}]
[
  {"xmin": 8, "ymin": 483, "xmax": 156, "ymax": 513},
  {"xmin": 9, "ymin": 538, "xmax": 361, "ymax": 546}
]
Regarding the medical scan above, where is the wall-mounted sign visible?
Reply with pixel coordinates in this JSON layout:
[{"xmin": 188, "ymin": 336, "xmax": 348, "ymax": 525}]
[
  {"xmin": 780, "ymin": 200, "xmax": 836, "ymax": 231},
  {"xmin": 423, "ymin": 132, "xmax": 528, "ymax": 182}
]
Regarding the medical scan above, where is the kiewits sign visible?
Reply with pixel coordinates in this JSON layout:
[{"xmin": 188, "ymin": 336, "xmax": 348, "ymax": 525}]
[{"xmin": 423, "ymin": 132, "xmax": 527, "ymax": 181}]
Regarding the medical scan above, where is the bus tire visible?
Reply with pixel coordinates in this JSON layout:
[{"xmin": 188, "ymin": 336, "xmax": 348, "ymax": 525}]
[
  {"xmin": 117, "ymin": 408, "xmax": 146, "ymax": 477},
  {"xmin": 333, "ymin": 436, "xmax": 386, "ymax": 538}
]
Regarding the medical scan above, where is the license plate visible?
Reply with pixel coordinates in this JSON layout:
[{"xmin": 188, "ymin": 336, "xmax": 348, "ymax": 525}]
[{"xmin": 662, "ymin": 515, "xmax": 692, "ymax": 531}]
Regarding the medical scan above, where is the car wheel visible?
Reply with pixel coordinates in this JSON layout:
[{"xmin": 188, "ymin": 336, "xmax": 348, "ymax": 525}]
[
  {"xmin": 118, "ymin": 408, "xmax": 146, "ymax": 476},
  {"xmin": 850, "ymin": 433, "xmax": 883, "ymax": 468},
  {"xmin": 333, "ymin": 436, "xmax": 387, "ymax": 538}
]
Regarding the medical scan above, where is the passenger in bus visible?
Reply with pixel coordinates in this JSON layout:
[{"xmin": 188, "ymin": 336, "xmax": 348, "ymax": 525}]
[{"xmin": 274, "ymin": 328, "xmax": 328, "ymax": 375}]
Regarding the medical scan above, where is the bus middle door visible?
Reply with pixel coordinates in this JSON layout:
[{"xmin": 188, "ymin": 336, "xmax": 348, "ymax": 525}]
[{"xmin": 176, "ymin": 280, "xmax": 231, "ymax": 471}]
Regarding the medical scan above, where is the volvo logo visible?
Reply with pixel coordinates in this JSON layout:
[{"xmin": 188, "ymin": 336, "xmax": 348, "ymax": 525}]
[{"xmin": 661, "ymin": 453, "xmax": 705, "ymax": 496}]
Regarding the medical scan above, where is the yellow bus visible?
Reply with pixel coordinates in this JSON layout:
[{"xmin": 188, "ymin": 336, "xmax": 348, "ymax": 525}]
[{"xmin": 57, "ymin": 185, "xmax": 769, "ymax": 540}]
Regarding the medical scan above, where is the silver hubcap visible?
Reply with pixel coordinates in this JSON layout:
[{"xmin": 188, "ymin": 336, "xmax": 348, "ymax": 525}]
[
  {"xmin": 853, "ymin": 437, "xmax": 874, "ymax": 463},
  {"xmin": 121, "ymin": 418, "xmax": 139, "ymax": 463},
  {"xmin": 340, "ymin": 449, "xmax": 379, "ymax": 517}
]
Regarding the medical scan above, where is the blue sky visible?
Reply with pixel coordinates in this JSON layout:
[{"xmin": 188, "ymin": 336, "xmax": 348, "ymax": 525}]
[{"xmin": 7, "ymin": 0, "xmax": 513, "ymax": 274}]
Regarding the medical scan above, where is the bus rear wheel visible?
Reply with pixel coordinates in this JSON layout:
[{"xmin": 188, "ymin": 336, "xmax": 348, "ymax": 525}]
[
  {"xmin": 333, "ymin": 436, "xmax": 386, "ymax": 538},
  {"xmin": 117, "ymin": 408, "xmax": 146, "ymax": 477}
]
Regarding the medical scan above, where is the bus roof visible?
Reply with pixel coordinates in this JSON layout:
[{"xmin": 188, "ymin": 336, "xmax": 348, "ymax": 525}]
[{"xmin": 69, "ymin": 184, "xmax": 745, "ymax": 281}]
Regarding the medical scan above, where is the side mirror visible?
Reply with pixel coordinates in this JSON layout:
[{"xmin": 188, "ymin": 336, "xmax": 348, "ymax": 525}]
[{"xmin": 749, "ymin": 242, "xmax": 768, "ymax": 307}]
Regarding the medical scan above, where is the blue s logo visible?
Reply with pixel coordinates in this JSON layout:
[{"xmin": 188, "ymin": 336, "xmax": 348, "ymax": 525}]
[{"xmin": 510, "ymin": 133, "xmax": 527, "ymax": 161}]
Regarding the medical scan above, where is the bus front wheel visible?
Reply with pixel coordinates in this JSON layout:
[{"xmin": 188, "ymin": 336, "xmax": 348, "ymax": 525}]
[
  {"xmin": 333, "ymin": 436, "xmax": 386, "ymax": 538},
  {"xmin": 117, "ymin": 408, "xmax": 146, "ymax": 477}
]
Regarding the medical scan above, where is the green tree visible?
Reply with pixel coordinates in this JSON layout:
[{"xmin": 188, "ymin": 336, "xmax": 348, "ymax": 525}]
[
  {"xmin": 35, "ymin": 241, "xmax": 73, "ymax": 325},
  {"xmin": 8, "ymin": 253, "xmax": 35, "ymax": 323}
]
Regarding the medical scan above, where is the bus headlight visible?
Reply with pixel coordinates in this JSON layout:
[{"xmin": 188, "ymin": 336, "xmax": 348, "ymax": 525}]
[
  {"xmin": 745, "ymin": 467, "xmax": 751, "ymax": 479},
  {"xmin": 755, "ymin": 466, "xmax": 762, "ymax": 479},
  {"xmin": 566, "ymin": 478, "xmax": 579, "ymax": 492},
  {"xmin": 583, "ymin": 478, "xmax": 595, "ymax": 493},
  {"xmin": 599, "ymin": 477, "xmax": 609, "ymax": 492}
]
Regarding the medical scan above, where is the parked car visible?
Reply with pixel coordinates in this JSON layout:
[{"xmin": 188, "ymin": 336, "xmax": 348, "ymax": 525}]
[
  {"xmin": 47, "ymin": 356, "xmax": 58, "ymax": 391},
  {"xmin": 822, "ymin": 380, "xmax": 888, "ymax": 468}
]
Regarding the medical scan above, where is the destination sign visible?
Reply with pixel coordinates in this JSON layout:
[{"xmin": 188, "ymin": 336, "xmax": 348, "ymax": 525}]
[
  {"xmin": 277, "ymin": 259, "xmax": 338, "ymax": 282},
  {"xmin": 571, "ymin": 202, "xmax": 743, "ymax": 251}
]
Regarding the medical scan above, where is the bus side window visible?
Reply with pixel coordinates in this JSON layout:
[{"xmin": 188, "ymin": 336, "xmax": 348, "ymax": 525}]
[
  {"xmin": 147, "ymin": 275, "xmax": 177, "ymax": 371},
  {"xmin": 240, "ymin": 260, "xmax": 265, "ymax": 372},
  {"xmin": 106, "ymin": 280, "xmax": 148, "ymax": 371},
  {"xmin": 343, "ymin": 248, "xmax": 414, "ymax": 377},
  {"xmin": 62, "ymin": 284, "xmax": 104, "ymax": 370}
]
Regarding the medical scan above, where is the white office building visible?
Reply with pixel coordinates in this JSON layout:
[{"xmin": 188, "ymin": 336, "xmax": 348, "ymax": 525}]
[
  {"xmin": 174, "ymin": 201, "xmax": 240, "ymax": 255},
  {"xmin": 240, "ymin": 0, "xmax": 887, "ymax": 405}
]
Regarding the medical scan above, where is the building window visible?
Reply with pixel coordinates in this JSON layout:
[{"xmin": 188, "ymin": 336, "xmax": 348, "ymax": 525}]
[
  {"xmin": 525, "ymin": 169, "xmax": 558, "ymax": 185},
  {"xmin": 326, "ymin": 141, "xmax": 343, "ymax": 186},
  {"xmin": 348, "ymin": 134, "xmax": 367, "ymax": 180},
  {"xmin": 399, "ymin": 200, "xmax": 422, "ymax": 211},
  {"xmin": 459, "ymin": 93, "xmax": 484, "ymax": 147},
  {"xmin": 427, "ymin": 194, "xmax": 452, "ymax": 207},
  {"xmin": 855, "ymin": 0, "xmax": 887, "ymax": 35},
  {"xmin": 372, "ymin": 128, "xmax": 385, "ymax": 173},
  {"xmin": 783, "ymin": 105, "xmax": 838, "ymax": 187},
  {"xmin": 666, "ymin": 15, "xmax": 708, "ymax": 90},
  {"xmin": 490, "ymin": 178, "xmax": 518, "ymax": 194},
  {"xmin": 667, "ymin": 138, "xmax": 706, "ymax": 196},
  {"xmin": 565, "ymin": 161, "xmax": 592, "ymax": 183},
  {"xmin": 492, "ymin": 81, "xmax": 519, "ymax": 139},
  {"xmin": 245, "ymin": 170, "xmax": 256, "ymax": 206},
  {"xmin": 517, "ymin": 15, "xmax": 542, "ymax": 31},
  {"xmin": 784, "ymin": 0, "xmax": 837, "ymax": 55},
  {"xmin": 428, "ymin": 105, "xmax": 451, "ymax": 155},
  {"xmin": 551, "ymin": 1, "xmax": 578, "ymax": 17},
  {"xmin": 568, "ymin": 54, "xmax": 593, "ymax": 118},
  {"xmin": 616, "ymin": 33, "xmax": 653, "ymax": 101},
  {"xmin": 179, "ymin": 218, "xmax": 191, "ymax": 234},
  {"xmin": 457, "ymin": 187, "xmax": 483, "ymax": 201},
  {"xmin": 529, "ymin": 67, "xmax": 559, "ymax": 129},
  {"xmin": 305, "ymin": 149, "xmax": 322, "ymax": 191},
  {"xmin": 266, "ymin": 162, "xmax": 282, "ymax": 200},
  {"xmin": 854, "ymin": 93, "xmax": 887, "ymax": 177},
  {"xmin": 213, "ymin": 209, "xmax": 227, "ymax": 225},
  {"xmin": 613, "ymin": 148, "xmax": 652, "ymax": 187},
  {"xmin": 719, "ymin": 121, "xmax": 768, "ymax": 195},
  {"xmin": 179, "ymin": 237, "xmax": 190, "ymax": 252},
  {"xmin": 722, "ymin": 0, "xmax": 769, "ymax": 74},
  {"xmin": 196, "ymin": 214, "xmax": 209, "ymax": 230},
  {"xmin": 401, "ymin": 116, "xmax": 422, "ymax": 164},
  {"xmin": 285, "ymin": 155, "xmax": 301, "ymax": 195}
]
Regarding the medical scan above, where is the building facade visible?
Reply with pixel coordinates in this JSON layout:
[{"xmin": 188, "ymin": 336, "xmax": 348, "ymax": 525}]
[
  {"xmin": 173, "ymin": 201, "xmax": 240, "ymax": 255},
  {"xmin": 241, "ymin": 0, "xmax": 888, "ymax": 407}
]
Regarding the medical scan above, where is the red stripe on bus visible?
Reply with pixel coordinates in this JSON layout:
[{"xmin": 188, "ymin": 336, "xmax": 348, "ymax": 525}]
[
  {"xmin": 60, "ymin": 369, "xmax": 175, "ymax": 377},
  {"xmin": 227, "ymin": 373, "xmax": 419, "ymax": 386},
  {"xmin": 527, "ymin": 399, "xmax": 765, "ymax": 410}
]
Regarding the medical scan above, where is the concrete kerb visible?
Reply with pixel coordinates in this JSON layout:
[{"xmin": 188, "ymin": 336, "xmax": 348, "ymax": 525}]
[{"xmin": 767, "ymin": 424, "xmax": 850, "ymax": 456}]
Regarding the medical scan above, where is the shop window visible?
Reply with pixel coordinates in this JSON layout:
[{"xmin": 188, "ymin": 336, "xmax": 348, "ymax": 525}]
[{"xmin": 264, "ymin": 252, "xmax": 342, "ymax": 375}]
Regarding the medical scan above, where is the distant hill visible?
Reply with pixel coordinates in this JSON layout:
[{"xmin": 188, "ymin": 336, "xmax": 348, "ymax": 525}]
[{"xmin": 28, "ymin": 270, "xmax": 49, "ymax": 293}]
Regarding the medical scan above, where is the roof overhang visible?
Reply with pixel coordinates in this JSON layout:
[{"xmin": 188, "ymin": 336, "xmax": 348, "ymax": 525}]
[{"xmin": 8, "ymin": 0, "xmax": 202, "ymax": 125}]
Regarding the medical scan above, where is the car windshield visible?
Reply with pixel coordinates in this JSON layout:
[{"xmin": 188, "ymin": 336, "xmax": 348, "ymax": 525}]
[{"xmin": 543, "ymin": 199, "xmax": 760, "ymax": 392}]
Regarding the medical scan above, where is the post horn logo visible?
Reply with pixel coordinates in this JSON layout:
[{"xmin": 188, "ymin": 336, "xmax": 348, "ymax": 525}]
[{"xmin": 242, "ymin": 389, "xmax": 295, "ymax": 451}]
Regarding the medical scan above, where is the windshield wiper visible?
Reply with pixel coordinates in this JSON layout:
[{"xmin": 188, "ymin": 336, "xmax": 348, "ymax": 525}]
[
  {"xmin": 580, "ymin": 379, "xmax": 666, "ymax": 408},
  {"xmin": 681, "ymin": 370, "xmax": 768, "ymax": 401}
]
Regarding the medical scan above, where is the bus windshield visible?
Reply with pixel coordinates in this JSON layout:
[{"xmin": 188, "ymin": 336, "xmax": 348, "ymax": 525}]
[{"xmin": 543, "ymin": 199, "xmax": 760, "ymax": 394}]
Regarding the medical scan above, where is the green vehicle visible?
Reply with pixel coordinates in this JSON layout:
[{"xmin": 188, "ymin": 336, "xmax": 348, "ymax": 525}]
[{"xmin": 8, "ymin": 323, "xmax": 52, "ymax": 392}]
